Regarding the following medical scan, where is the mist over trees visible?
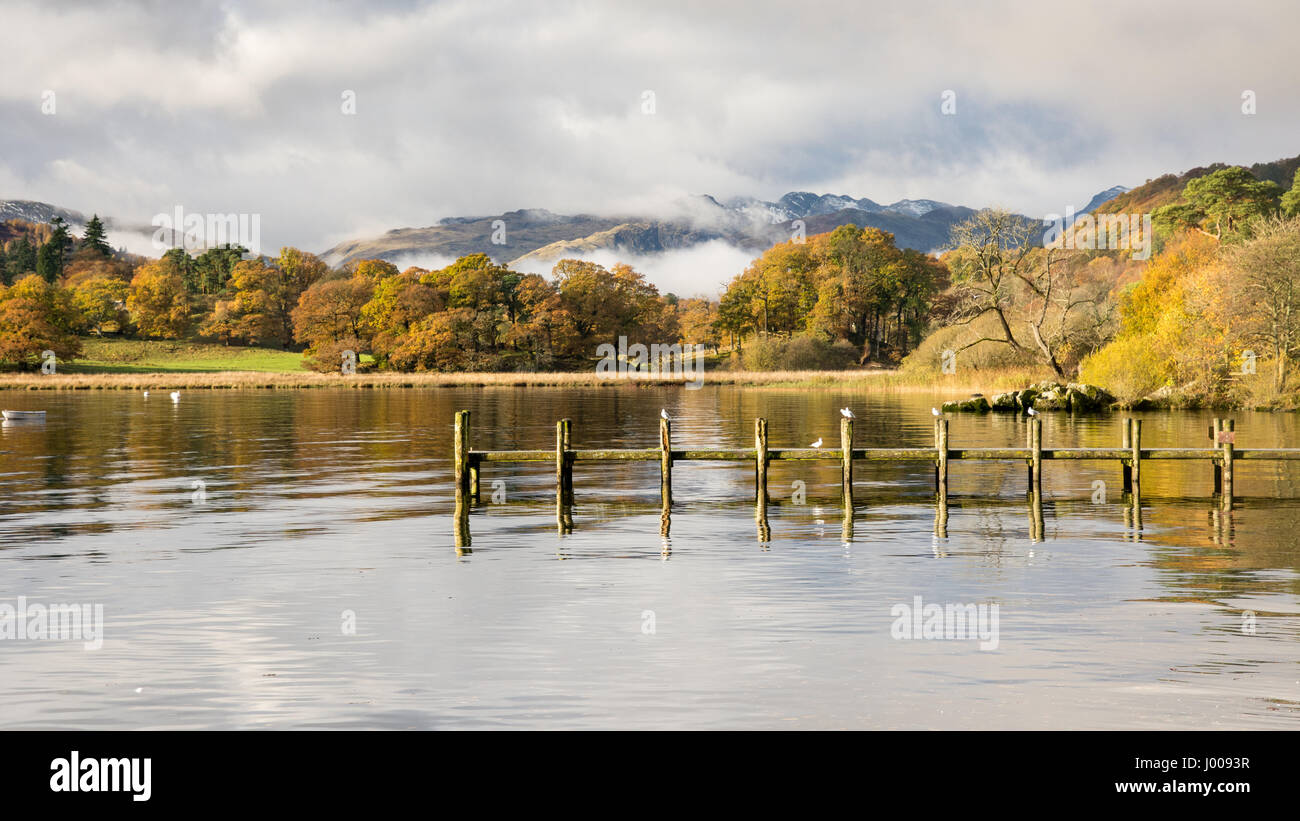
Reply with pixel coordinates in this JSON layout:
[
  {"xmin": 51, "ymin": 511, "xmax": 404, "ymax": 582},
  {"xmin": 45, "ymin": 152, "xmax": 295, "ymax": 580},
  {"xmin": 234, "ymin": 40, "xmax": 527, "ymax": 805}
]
[{"xmin": 4, "ymin": 158, "xmax": 1300, "ymax": 408}]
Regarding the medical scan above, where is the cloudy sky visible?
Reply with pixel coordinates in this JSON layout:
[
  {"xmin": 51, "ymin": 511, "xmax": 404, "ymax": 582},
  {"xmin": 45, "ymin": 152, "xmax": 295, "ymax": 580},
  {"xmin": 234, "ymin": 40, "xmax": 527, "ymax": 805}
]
[{"xmin": 2, "ymin": 0, "xmax": 1297, "ymax": 259}]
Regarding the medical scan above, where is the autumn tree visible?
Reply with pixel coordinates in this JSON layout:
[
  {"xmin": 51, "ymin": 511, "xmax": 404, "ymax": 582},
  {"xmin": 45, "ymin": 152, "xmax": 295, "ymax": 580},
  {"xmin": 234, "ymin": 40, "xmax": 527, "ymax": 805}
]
[
  {"xmin": 1224, "ymin": 216, "xmax": 1300, "ymax": 391},
  {"xmin": 552, "ymin": 259, "xmax": 676, "ymax": 357},
  {"xmin": 362, "ymin": 266, "xmax": 441, "ymax": 365},
  {"xmin": 128, "ymin": 258, "xmax": 191, "ymax": 338},
  {"xmin": 945, "ymin": 209, "xmax": 1112, "ymax": 377},
  {"xmin": 72, "ymin": 277, "xmax": 131, "ymax": 335},
  {"xmin": 943, "ymin": 209, "xmax": 1036, "ymax": 357},
  {"xmin": 202, "ymin": 259, "xmax": 288, "ymax": 346},
  {"xmin": 62, "ymin": 246, "xmax": 133, "ymax": 287},
  {"xmin": 292, "ymin": 277, "xmax": 375, "ymax": 350},
  {"xmin": 351, "ymin": 258, "xmax": 400, "ymax": 281},
  {"xmin": 0, "ymin": 274, "xmax": 82, "ymax": 369}
]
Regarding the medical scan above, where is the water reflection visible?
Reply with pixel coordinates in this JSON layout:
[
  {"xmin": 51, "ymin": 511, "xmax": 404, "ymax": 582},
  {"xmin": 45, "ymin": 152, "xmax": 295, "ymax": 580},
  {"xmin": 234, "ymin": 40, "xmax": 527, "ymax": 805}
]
[{"xmin": 1, "ymin": 387, "xmax": 1298, "ymax": 729}]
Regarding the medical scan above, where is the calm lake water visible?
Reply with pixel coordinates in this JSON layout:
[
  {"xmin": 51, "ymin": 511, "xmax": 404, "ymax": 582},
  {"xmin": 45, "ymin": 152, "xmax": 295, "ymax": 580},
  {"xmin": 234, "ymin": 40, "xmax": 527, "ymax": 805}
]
[{"xmin": 1, "ymin": 386, "xmax": 1298, "ymax": 729}]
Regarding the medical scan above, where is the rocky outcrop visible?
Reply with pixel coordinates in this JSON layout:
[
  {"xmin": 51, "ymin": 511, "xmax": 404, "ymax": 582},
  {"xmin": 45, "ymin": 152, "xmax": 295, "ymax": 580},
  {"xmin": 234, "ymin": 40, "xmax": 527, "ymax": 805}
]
[
  {"xmin": 980, "ymin": 381, "xmax": 1115, "ymax": 413},
  {"xmin": 990, "ymin": 392, "xmax": 1018, "ymax": 411},
  {"xmin": 941, "ymin": 394, "xmax": 991, "ymax": 413}
]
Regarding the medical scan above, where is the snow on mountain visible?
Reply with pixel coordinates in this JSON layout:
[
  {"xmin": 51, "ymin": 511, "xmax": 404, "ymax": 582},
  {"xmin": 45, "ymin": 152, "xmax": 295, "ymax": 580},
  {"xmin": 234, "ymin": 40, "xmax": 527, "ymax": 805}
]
[
  {"xmin": 1078, "ymin": 185, "xmax": 1130, "ymax": 214},
  {"xmin": 882, "ymin": 199, "xmax": 951, "ymax": 217},
  {"xmin": 0, "ymin": 200, "xmax": 87, "ymax": 227}
]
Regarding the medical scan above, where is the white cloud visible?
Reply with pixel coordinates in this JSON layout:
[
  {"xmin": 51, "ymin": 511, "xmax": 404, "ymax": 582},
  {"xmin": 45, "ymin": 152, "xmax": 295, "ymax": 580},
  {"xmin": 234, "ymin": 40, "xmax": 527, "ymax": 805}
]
[
  {"xmin": 0, "ymin": 0, "xmax": 1296, "ymax": 256},
  {"xmin": 514, "ymin": 240, "xmax": 757, "ymax": 298}
]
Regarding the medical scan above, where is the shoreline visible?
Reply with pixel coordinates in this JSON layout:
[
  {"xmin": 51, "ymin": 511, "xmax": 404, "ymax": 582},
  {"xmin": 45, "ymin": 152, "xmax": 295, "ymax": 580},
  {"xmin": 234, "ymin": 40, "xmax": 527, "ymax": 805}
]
[
  {"xmin": 0, "ymin": 369, "xmax": 1030, "ymax": 393},
  {"xmin": 1, "ymin": 369, "xmax": 1288, "ymax": 410}
]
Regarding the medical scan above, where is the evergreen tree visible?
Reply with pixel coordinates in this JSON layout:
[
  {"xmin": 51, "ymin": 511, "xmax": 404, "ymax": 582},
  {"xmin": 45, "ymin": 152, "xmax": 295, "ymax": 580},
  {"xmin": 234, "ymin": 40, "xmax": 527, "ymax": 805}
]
[
  {"xmin": 36, "ymin": 242, "xmax": 60, "ymax": 283},
  {"xmin": 193, "ymin": 244, "xmax": 247, "ymax": 294},
  {"xmin": 81, "ymin": 214, "xmax": 113, "ymax": 257},
  {"xmin": 163, "ymin": 248, "xmax": 198, "ymax": 293},
  {"xmin": 35, "ymin": 217, "xmax": 74, "ymax": 283},
  {"xmin": 1281, "ymin": 168, "xmax": 1300, "ymax": 219},
  {"xmin": 5, "ymin": 236, "xmax": 36, "ymax": 285}
]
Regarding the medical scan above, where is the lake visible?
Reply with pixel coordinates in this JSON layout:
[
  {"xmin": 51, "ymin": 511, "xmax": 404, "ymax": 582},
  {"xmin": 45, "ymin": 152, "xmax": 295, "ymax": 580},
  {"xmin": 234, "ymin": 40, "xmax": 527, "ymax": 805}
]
[{"xmin": 1, "ymin": 387, "xmax": 1297, "ymax": 729}]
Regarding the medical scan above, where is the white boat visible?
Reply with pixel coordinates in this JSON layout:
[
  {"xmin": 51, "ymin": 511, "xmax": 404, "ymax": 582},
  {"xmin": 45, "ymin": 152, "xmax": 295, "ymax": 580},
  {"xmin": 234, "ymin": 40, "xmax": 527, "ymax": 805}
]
[{"xmin": 2, "ymin": 410, "xmax": 46, "ymax": 420}]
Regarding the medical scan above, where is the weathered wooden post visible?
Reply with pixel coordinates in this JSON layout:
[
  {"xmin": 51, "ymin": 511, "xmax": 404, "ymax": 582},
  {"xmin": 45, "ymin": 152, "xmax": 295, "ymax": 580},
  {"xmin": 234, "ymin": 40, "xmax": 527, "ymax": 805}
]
[
  {"xmin": 1121, "ymin": 418, "xmax": 1132, "ymax": 493},
  {"xmin": 1030, "ymin": 416, "xmax": 1043, "ymax": 492},
  {"xmin": 933, "ymin": 419, "xmax": 940, "ymax": 491},
  {"xmin": 1029, "ymin": 488, "xmax": 1044, "ymax": 542},
  {"xmin": 659, "ymin": 415, "xmax": 672, "ymax": 508},
  {"xmin": 1212, "ymin": 417, "xmax": 1223, "ymax": 495},
  {"xmin": 1130, "ymin": 418, "xmax": 1142, "ymax": 495},
  {"xmin": 840, "ymin": 416, "xmax": 854, "ymax": 505},
  {"xmin": 453, "ymin": 505, "xmax": 471, "ymax": 551},
  {"xmin": 1026, "ymin": 420, "xmax": 1034, "ymax": 487},
  {"xmin": 454, "ymin": 410, "xmax": 470, "ymax": 501},
  {"xmin": 463, "ymin": 411, "xmax": 479, "ymax": 500},
  {"xmin": 556, "ymin": 487, "xmax": 573, "ymax": 535},
  {"xmin": 935, "ymin": 417, "xmax": 949, "ymax": 501},
  {"xmin": 755, "ymin": 418, "xmax": 769, "ymax": 505},
  {"xmin": 556, "ymin": 419, "xmax": 573, "ymax": 503},
  {"xmin": 453, "ymin": 480, "xmax": 471, "ymax": 551},
  {"xmin": 1221, "ymin": 418, "xmax": 1234, "ymax": 508}
]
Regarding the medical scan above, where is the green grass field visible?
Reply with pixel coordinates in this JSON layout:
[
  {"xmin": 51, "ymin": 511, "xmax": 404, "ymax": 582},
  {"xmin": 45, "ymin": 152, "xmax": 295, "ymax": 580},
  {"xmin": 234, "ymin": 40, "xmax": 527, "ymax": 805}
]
[{"xmin": 64, "ymin": 338, "xmax": 306, "ymax": 373}]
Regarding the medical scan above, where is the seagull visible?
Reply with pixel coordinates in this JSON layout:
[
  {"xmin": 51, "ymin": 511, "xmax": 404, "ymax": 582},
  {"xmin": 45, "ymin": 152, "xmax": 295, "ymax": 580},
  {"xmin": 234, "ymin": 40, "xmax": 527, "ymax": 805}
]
[
  {"xmin": 931, "ymin": 407, "xmax": 940, "ymax": 417},
  {"xmin": 810, "ymin": 437, "xmax": 823, "ymax": 448},
  {"xmin": 142, "ymin": 391, "xmax": 149, "ymax": 398},
  {"xmin": 170, "ymin": 391, "xmax": 180, "ymax": 402},
  {"xmin": 1026, "ymin": 407, "xmax": 1038, "ymax": 416},
  {"xmin": 660, "ymin": 409, "xmax": 669, "ymax": 420},
  {"xmin": 840, "ymin": 408, "xmax": 855, "ymax": 419}
]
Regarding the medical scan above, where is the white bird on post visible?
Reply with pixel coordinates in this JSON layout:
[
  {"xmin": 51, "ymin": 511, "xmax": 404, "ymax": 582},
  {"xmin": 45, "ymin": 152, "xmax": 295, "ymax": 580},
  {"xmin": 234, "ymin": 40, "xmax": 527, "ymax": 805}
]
[
  {"xmin": 1027, "ymin": 407, "xmax": 1038, "ymax": 417},
  {"xmin": 660, "ymin": 409, "xmax": 670, "ymax": 421},
  {"xmin": 170, "ymin": 391, "xmax": 180, "ymax": 403},
  {"xmin": 931, "ymin": 407, "xmax": 940, "ymax": 417},
  {"xmin": 840, "ymin": 408, "xmax": 854, "ymax": 419},
  {"xmin": 810, "ymin": 437, "xmax": 823, "ymax": 449}
]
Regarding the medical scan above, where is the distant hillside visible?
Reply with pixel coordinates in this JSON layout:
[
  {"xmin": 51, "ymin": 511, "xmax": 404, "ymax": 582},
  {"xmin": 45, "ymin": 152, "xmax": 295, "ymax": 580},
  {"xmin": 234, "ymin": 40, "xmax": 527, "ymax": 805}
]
[
  {"xmin": 1096, "ymin": 153, "xmax": 1299, "ymax": 216},
  {"xmin": 0, "ymin": 200, "xmax": 88, "ymax": 227},
  {"xmin": 1080, "ymin": 185, "xmax": 1128, "ymax": 214},
  {"xmin": 0, "ymin": 199, "xmax": 158, "ymax": 253},
  {"xmin": 801, "ymin": 205, "xmax": 981, "ymax": 251},
  {"xmin": 330, "ymin": 191, "xmax": 985, "ymax": 269},
  {"xmin": 323, "ymin": 209, "xmax": 625, "ymax": 266}
]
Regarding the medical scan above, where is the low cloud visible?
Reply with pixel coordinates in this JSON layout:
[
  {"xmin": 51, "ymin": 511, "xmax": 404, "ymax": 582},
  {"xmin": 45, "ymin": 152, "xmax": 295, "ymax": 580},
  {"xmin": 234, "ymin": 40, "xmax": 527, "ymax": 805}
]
[
  {"xmin": 2, "ymin": 0, "xmax": 1298, "ymax": 256},
  {"xmin": 514, "ymin": 240, "xmax": 757, "ymax": 298}
]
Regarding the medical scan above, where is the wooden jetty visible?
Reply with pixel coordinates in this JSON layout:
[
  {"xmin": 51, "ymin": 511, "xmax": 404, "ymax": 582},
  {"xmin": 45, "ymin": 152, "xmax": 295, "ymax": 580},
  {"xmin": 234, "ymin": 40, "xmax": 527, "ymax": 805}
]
[{"xmin": 449, "ymin": 410, "xmax": 1290, "ymax": 548}]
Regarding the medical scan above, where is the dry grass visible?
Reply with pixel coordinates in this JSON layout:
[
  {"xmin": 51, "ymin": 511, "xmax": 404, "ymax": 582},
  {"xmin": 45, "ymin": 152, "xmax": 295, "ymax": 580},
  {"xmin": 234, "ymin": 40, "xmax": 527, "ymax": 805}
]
[{"xmin": 0, "ymin": 366, "xmax": 1055, "ymax": 393}]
